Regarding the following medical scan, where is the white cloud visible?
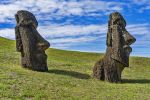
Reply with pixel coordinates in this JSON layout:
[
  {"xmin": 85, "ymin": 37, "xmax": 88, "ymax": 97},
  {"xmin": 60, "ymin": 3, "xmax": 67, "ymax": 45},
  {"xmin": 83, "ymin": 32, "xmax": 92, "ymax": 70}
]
[
  {"xmin": 49, "ymin": 36, "xmax": 99, "ymax": 49},
  {"xmin": 132, "ymin": 0, "xmax": 150, "ymax": 12},
  {"xmin": 0, "ymin": 0, "xmax": 149, "ymax": 57},
  {"xmin": 139, "ymin": 6, "xmax": 150, "ymax": 12},
  {"xmin": 51, "ymin": 43, "xmax": 74, "ymax": 49},
  {"xmin": 0, "ymin": 28, "xmax": 15, "ymax": 39},
  {"xmin": 0, "ymin": 23, "xmax": 150, "ymax": 50},
  {"xmin": 0, "ymin": 0, "xmax": 125, "ymax": 23},
  {"xmin": 50, "ymin": 36, "xmax": 98, "ymax": 44},
  {"xmin": 0, "ymin": 24, "xmax": 104, "ymax": 49},
  {"xmin": 133, "ymin": 0, "xmax": 150, "ymax": 5},
  {"xmin": 0, "ymin": 23, "xmax": 106, "ymax": 41},
  {"xmin": 127, "ymin": 23, "xmax": 150, "ymax": 35},
  {"xmin": 38, "ymin": 24, "xmax": 107, "ymax": 38}
]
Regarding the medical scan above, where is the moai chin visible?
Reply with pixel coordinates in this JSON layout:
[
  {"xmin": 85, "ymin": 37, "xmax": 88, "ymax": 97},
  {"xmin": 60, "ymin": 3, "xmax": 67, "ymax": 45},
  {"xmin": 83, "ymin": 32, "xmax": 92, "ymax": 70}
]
[
  {"xmin": 93, "ymin": 12, "xmax": 136, "ymax": 83},
  {"xmin": 15, "ymin": 10, "xmax": 50, "ymax": 71}
]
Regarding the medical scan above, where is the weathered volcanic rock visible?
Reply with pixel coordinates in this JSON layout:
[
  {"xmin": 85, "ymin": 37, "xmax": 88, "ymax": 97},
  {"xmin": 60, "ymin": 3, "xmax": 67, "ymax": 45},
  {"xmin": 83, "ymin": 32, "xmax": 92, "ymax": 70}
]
[
  {"xmin": 93, "ymin": 12, "xmax": 136, "ymax": 83},
  {"xmin": 15, "ymin": 10, "xmax": 50, "ymax": 71}
]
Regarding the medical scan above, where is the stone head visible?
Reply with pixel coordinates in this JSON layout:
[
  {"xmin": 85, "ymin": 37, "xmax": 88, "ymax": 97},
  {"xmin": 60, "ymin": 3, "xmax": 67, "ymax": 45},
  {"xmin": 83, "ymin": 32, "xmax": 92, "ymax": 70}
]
[
  {"xmin": 15, "ymin": 10, "xmax": 50, "ymax": 71},
  {"xmin": 106, "ymin": 12, "xmax": 136, "ymax": 67}
]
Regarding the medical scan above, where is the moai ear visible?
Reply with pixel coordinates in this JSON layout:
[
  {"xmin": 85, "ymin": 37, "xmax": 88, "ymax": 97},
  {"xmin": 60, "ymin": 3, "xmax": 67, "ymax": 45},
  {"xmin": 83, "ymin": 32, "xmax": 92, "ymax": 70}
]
[
  {"xmin": 106, "ymin": 32, "xmax": 112, "ymax": 47},
  {"xmin": 15, "ymin": 14, "xmax": 23, "ymax": 52},
  {"xmin": 15, "ymin": 26, "xmax": 23, "ymax": 52},
  {"xmin": 106, "ymin": 20, "xmax": 112, "ymax": 47}
]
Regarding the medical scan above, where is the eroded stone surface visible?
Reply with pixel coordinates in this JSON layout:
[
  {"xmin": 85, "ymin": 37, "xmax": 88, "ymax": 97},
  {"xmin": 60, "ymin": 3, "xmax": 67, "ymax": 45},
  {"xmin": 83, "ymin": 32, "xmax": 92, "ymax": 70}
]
[
  {"xmin": 93, "ymin": 12, "xmax": 136, "ymax": 83},
  {"xmin": 15, "ymin": 10, "xmax": 50, "ymax": 71}
]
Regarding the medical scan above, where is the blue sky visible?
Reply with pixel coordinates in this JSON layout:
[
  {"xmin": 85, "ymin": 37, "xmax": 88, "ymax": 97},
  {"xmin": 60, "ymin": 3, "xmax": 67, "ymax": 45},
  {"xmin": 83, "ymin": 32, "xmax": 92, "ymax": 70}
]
[{"xmin": 0, "ymin": 0, "xmax": 150, "ymax": 57}]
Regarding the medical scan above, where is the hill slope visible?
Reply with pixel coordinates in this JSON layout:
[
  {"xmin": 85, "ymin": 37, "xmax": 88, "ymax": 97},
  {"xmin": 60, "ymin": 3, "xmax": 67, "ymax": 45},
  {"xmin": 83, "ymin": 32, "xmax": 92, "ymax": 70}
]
[{"xmin": 0, "ymin": 37, "xmax": 150, "ymax": 100}]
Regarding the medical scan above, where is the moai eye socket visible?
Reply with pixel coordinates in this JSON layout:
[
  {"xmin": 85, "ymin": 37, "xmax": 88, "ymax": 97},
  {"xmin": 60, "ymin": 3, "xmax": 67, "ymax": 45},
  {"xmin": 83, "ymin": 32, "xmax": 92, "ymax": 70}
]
[{"xmin": 15, "ymin": 14, "xmax": 19, "ymax": 24}]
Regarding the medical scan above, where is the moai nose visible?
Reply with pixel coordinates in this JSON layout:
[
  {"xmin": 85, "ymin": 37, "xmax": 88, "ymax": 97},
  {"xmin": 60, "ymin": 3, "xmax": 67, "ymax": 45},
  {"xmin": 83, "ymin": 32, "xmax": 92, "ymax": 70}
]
[
  {"xmin": 124, "ymin": 31, "xmax": 136, "ymax": 45},
  {"xmin": 37, "ymin": 40, "xmax": 50, "ymax": 51}
]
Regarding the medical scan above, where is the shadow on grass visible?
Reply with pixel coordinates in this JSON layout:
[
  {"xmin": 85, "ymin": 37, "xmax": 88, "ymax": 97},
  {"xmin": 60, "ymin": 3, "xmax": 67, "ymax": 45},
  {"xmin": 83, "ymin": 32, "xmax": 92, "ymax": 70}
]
[
  {"xmin": 122, "ymin": 79, "xmax": 150, "ymax": 84},
  {"xmin": 48, "ymin": 69, "xmax": 91, "ymax": 79}
]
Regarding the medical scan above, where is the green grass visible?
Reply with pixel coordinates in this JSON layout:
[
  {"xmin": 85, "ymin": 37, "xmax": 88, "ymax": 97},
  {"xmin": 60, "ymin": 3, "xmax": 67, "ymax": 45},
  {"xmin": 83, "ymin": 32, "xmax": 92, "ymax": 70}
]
[{"xmin": 0, "ymin": 36, "xmax": 150, "ymax": 100}]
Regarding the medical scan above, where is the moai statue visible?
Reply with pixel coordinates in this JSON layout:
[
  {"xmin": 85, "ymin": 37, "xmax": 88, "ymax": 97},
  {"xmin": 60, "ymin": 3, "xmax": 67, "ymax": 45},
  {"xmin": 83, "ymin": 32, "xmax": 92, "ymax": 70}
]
[
  {"xmin": 93, "ymin": 12, "xmax": 136, "ymax": 83},
  {"xmin": 15, "ymin": 10, "xmax": 50, "ymax": 71}
]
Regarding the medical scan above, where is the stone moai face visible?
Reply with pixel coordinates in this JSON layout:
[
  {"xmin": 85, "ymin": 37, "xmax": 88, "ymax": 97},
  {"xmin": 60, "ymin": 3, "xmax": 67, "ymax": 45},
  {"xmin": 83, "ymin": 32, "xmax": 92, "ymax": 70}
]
[
  {"xmin": 15, "ymin": 10, "xmax": 50, "ymax": 71},
  {"xmin": 106, "ymin": 12, "xmax": 136, "ymax": 67}
]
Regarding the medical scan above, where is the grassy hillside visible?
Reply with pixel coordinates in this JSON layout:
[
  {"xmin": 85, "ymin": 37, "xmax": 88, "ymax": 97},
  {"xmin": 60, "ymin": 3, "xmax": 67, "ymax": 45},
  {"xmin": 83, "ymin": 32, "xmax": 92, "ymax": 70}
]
[{"xmin": 0, "ymin": 37, "xmax": 150, "ymax": 100}]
